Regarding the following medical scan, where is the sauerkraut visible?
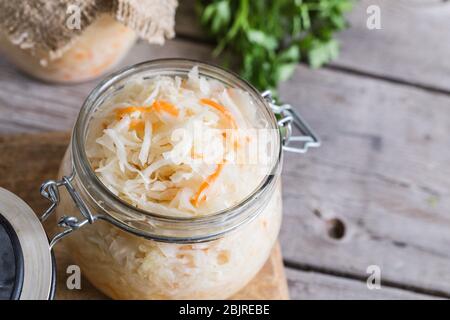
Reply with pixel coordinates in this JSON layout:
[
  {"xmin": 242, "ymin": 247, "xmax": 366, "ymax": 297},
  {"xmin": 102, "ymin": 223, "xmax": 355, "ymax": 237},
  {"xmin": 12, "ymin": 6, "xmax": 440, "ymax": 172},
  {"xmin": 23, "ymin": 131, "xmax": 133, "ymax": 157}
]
[
  {"xmin": 56, "ymin": 65, "xmax": 282, "ymax": 299},
  {"xmin": 85, "ymin": 66, "xmax": 273, "ymax": 217}
]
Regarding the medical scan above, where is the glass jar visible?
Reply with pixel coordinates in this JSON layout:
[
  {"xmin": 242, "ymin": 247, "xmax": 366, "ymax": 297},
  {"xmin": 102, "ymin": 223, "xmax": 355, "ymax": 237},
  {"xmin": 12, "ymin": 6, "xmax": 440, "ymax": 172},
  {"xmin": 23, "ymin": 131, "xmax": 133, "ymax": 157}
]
[
  {"xmin": 41, "ymin": 59, "xmax": 320, "ymax": 299},
  {"xmin": 0, "ymin": 15, "xmax": 136, "ymax": 83}
]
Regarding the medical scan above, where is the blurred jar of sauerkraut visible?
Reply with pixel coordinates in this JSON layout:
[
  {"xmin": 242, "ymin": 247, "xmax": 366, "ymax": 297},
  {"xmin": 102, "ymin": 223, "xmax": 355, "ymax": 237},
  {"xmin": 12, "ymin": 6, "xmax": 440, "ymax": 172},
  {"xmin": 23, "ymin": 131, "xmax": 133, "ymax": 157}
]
[
  {"xmin": 0, "ymin": 15, "xmax": 136, "ymax": 83},
  {"xmin": 54, "ymin": 60, "xmax": 284, "ymax": 299},
  {"xmin": 0, "ymin": 1, "xmax": 178, "ymax": 83}
]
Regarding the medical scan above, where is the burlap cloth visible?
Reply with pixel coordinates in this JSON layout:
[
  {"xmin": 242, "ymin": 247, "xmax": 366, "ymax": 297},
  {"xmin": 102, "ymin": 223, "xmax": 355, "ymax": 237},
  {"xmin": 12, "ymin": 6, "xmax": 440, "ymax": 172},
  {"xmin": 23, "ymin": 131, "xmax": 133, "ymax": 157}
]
[{"xmin": 0, "ymin": 0, "xmax": 178, "ymax": 60}]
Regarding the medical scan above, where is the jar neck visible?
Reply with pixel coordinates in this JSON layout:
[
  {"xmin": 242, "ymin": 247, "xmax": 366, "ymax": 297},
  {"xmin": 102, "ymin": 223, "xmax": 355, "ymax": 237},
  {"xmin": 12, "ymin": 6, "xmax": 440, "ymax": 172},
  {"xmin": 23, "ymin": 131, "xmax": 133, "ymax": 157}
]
[
  {"xmin": 70, "ymin": 59, "xmax": 283, "ymax": 243},
  {"xmin": 71, "ymin": 147, "xmax": 282, "ymax": 243}
]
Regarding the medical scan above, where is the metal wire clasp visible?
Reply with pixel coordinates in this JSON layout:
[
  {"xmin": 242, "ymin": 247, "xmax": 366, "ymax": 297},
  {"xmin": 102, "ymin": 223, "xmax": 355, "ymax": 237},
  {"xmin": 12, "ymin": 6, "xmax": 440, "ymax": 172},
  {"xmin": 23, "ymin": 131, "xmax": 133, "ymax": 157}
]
[
  {"xmin": 262, "ymin": 90, "xmax": 321, "ymax": 153},
  {"xmin": 40, "ymin": 172, "xmax": 96, "ymax": 248}
]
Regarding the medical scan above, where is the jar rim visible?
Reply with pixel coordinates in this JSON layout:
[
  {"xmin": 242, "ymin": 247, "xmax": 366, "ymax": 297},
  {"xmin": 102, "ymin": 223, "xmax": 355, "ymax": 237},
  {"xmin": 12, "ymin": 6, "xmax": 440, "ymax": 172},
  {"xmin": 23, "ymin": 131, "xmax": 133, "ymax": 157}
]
[{"xmin": 71, "ymin": 59, "xmax": 282, "ymax": 241}]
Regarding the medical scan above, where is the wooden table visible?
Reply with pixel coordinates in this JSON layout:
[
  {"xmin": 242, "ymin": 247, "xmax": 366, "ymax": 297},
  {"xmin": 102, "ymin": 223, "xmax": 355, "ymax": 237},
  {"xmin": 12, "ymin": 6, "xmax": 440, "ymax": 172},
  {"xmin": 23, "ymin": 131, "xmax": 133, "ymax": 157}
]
[{"xmin": 0, "ymin": 0, "xmax": 449, "ymax": 299}]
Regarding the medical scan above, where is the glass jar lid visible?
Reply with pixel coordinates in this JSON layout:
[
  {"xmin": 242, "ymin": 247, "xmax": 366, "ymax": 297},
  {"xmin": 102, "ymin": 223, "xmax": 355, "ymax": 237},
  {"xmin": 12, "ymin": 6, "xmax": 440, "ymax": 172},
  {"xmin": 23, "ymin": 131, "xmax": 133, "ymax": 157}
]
[{"xmin": 0, "ymin": 188, "xmax": 55, "ymax": 300}]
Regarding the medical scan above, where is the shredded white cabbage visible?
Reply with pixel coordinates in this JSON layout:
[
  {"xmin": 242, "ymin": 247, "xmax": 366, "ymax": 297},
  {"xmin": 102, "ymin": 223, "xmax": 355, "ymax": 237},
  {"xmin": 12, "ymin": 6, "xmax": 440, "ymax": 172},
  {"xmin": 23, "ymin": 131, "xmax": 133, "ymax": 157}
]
[{"xmin": 86, "ymin": 66, "xmax": 272, "ymax": 217}]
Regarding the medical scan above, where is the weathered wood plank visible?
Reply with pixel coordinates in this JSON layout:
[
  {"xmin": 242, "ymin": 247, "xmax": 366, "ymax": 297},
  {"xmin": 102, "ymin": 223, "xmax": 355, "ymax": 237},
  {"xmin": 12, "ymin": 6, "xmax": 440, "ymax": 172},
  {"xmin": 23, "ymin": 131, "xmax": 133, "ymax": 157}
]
[
  {"xmin": 285, "ymin": 268, "xmax": 436, "ymax": 300},
  {"xmin": 175, "ymin": 0, "xmax": 450, "ymax": 93},
  {"xmin": 335, "ymin": 0, "xmax": 450, "ymax": 92},
  {"xmin": 279, "ymin": 65, "xmax": 450, "ymax": 297}
]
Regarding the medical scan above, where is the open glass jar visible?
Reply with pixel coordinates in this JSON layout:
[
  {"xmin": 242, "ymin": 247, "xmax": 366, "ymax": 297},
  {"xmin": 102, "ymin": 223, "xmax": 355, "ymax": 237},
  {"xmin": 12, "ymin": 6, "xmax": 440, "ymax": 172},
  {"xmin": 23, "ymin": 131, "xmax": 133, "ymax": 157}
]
[{"xmin": 40, "ymin": 59, "xmax": 320, "ymax": 299}]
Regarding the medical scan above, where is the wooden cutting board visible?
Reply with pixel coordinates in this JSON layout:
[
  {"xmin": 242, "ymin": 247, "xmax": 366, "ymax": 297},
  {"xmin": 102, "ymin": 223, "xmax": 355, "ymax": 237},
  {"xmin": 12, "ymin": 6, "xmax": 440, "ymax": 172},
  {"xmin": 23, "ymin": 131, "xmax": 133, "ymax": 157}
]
[{"xmin": 0, "ymin": 132, "xmax": 289, "ymax": 300}]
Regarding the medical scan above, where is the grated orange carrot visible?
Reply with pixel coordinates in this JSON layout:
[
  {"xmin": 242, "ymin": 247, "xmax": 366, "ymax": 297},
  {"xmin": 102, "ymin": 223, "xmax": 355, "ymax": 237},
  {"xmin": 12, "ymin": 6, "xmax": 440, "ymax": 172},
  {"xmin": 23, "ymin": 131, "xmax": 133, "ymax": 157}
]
[
  {"xmin": 191, "ymin": 163, "xmax": 225, "ymax": 207},
  {"xmin": 129, "ymin": 119, "xmax": 145, "ymax": 132},
  {"xmin": 115, "ymin": 100, "xmax": 179, "ymax": 122},
  {"xmin": 152, "ymin": 100, "xmax": 179, "ymax": 117},
  {"xmin": 199, "ymin": 99, "xmax": 237, "ymax": 129}
]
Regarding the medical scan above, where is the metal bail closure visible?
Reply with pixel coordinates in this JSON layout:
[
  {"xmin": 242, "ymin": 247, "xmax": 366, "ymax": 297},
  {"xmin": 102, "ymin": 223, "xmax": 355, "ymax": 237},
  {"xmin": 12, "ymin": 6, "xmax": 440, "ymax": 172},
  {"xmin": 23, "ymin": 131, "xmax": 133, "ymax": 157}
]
[
  {"xmin": 262, "ymin": 90, "xmax": 321, "ymax": 154},
  {"xmin": 40, "ymin": 171, "xmax": 96, "ymax": 249}
]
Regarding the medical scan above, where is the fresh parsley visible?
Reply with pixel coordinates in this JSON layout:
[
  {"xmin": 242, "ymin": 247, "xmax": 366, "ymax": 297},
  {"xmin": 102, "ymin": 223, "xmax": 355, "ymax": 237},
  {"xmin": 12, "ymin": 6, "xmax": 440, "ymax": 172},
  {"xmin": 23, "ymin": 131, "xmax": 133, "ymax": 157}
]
[{"xmin": 197, "ymin": 0, "xmax": 354, "ymax": 92}]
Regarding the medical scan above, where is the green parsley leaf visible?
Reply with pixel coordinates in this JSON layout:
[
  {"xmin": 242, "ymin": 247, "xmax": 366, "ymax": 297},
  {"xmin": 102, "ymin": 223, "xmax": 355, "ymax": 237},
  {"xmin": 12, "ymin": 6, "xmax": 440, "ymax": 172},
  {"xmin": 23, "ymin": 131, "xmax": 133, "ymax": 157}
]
[{"xmin": 198, "ymin": 0, "xmax": 354, "ymax": 93}]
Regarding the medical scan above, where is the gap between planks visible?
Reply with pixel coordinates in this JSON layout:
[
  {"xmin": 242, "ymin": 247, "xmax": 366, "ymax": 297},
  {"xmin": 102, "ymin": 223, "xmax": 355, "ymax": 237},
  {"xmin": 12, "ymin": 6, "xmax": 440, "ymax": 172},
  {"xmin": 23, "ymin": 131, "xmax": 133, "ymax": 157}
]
[
  {"xmin": 284, "ymin": 261, "xmax": 445, "ymax": 299},
  {"xmin": 324, "ymin": 65, "xmax": 450, "ymax": 98},
  {"xmin": 284, "ymin": 265, "xmax": 438, "ymax": 300}
]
